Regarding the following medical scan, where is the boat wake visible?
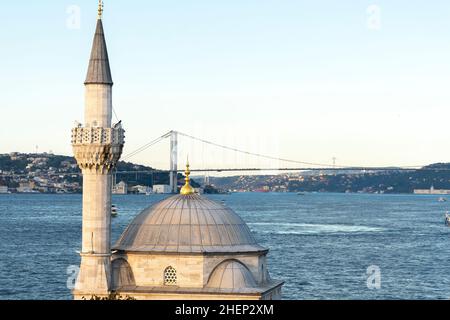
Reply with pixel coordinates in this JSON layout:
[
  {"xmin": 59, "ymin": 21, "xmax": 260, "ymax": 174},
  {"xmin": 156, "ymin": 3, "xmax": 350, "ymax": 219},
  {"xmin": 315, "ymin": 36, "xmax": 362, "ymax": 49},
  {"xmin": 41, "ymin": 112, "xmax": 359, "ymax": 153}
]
[{"xmin": 248, "ymin": 222, "xmax": 385, "ymax": 235}]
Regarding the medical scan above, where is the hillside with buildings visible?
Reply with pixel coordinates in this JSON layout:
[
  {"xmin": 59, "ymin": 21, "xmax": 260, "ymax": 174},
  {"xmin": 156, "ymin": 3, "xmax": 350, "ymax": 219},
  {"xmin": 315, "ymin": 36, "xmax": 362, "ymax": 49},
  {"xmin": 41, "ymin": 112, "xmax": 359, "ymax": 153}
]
[
  {"xmin": 0, "ymin": 153, "xmax": 176, "ymax": 194},
  {"xmin": 208, "ymin": 164, "xmax": 450, "ymax": 194},
  {"xmin": 1, "ymin": 152, "xmax": 450, "ymax": 195}
]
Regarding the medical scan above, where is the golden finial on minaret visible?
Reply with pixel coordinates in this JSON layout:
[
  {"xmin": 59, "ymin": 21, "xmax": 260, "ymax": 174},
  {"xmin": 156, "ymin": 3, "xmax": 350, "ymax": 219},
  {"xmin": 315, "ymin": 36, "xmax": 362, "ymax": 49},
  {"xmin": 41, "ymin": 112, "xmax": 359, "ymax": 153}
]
[
  {"xmin": 180, "ymin": 158, "xmax": 195, "ymax": 195},
  {"xmin": 98, "ymin": 0, "xmax": 104, "ymax": 19}
]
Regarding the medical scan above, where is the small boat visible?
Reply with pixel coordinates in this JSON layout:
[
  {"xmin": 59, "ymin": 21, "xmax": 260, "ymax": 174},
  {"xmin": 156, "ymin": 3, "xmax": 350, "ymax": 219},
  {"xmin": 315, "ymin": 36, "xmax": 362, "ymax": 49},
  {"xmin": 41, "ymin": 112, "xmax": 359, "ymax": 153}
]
[
  {"xmin": 438, "ymin": 197, "xmax": 447, "ymax": 202},
  {"xmin": 111, "ymin": 205, "xmax": 118, "ymax": 218},
  {"xmin": 297, "ymin": 192, "xmax": 306, "ymax": 196},
  {"xmin": 445, "ymin": 212, "xmax": 450, "ymax": 226}
]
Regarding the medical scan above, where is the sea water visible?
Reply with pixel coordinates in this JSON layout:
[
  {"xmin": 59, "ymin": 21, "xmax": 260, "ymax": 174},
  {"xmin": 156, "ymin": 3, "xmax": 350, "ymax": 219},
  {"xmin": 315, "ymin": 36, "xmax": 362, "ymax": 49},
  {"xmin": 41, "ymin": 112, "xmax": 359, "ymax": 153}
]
[{"xmin": 0, "ymin": 193, "xmax": 449, "ymax": 300}]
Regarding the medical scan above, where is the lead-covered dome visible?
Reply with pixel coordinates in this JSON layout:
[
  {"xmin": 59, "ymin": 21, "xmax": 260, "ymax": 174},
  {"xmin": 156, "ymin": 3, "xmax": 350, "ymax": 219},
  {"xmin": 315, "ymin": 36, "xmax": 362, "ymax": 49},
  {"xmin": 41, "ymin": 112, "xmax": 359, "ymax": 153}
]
[{"xmin": 113, "ymin": 194, "xmax": 266, "ymax": 253}]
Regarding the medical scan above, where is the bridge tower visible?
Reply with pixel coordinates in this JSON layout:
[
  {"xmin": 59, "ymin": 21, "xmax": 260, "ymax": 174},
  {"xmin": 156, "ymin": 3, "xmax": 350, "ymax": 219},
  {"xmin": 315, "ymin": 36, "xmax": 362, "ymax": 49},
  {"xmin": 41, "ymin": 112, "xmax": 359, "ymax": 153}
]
[
  {"xmin": 170, "ymin": 131, "xmax": 178, "ymax": 193},
  {"xmin": 71, "ymin": 1, "xmax": 125, "ymax": 299}
]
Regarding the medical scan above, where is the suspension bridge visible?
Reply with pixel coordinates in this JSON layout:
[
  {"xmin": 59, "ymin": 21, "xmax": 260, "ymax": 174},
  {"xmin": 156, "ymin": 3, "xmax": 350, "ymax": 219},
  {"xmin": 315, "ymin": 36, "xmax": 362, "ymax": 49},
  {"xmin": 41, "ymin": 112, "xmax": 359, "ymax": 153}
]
[
  {"xmin": 117, "ymin": 130, "xmax": 442, "ymax": 193},
  {"xmin": 1, "ymin": 130, "xmax": 445, "ymax": 193}
]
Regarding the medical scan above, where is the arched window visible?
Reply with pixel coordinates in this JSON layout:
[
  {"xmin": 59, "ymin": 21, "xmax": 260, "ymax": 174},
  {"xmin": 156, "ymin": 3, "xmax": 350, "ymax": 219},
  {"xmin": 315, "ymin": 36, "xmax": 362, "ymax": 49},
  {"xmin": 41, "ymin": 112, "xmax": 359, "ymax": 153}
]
[{"xmin": 164, "ymin": 266, "xmax": 177, "ymax": 286}]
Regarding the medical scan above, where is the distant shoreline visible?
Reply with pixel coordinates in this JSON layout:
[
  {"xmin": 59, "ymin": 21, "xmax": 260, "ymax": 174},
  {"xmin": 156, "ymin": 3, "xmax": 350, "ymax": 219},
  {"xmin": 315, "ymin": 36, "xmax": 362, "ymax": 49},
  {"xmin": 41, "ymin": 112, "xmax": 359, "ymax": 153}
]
[{"xmin": 1, "ymin": 191, "xmax": 448, "ymax": 196}]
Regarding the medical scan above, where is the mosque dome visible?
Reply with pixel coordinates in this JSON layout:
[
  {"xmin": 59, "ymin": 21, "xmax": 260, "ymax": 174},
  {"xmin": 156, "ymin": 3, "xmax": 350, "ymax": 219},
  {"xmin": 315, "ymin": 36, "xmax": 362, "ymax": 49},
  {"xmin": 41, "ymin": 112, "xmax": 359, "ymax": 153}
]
[
  {"xmin": 206, "ymin": 260, "xmax": 257, "ymax": 289},
  {"xmin": 113, "ymin": 193, "xmax": 266, "ymax": 253},
  {"xmin": 110, "ymin": 162, "xmax": 283, "ymax": 300}
]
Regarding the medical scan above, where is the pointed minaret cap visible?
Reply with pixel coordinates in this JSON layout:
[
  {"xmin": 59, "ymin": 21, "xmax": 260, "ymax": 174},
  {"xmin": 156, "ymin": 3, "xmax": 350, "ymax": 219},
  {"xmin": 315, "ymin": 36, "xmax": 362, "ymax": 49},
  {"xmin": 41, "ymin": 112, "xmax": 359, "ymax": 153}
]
[
  {"xmin": 85, "ymin": 1, "xmax": 113, "ymax": 85},
  {"xmin": 180, "ymin": 158, "xmax": 195, "ymax": 196}
]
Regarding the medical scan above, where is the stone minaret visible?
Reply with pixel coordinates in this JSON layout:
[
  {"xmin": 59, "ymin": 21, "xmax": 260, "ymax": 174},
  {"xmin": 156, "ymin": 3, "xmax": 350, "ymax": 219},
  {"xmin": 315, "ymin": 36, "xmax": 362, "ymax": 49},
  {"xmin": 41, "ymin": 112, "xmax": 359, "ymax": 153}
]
[{"xmin": 72, "ymin": 1, "xmax": 124, "ymax": 298}]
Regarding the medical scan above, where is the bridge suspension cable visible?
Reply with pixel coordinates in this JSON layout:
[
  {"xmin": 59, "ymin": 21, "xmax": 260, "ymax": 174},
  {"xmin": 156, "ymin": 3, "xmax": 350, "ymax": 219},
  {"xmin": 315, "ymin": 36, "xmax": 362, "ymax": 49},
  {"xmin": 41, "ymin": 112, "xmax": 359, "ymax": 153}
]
[
  {"xmin": 119, "ymin": 130, "xmax": 428, "ymax": 171},
  {"xmin": 176, "ymin": 131, "xmax": 340, "ymax": 168},
  {"xmin": 174, "ymin": 131, "xmax": 426, "ymax": 169},
  {"xmin": 122, "ymin": 131, "xmax": 172, "ymax": 161},
  {"xmin": 121, "ymin": 130, "xmax": 341, "ymax": 169}
]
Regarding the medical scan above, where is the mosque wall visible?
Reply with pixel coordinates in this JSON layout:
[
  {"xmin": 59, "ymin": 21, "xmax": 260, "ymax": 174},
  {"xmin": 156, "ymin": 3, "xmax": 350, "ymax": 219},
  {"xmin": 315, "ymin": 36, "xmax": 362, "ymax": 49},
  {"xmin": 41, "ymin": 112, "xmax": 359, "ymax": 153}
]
[
  {"xmin": 261, "ymin": 285, "xmax": 283, "ymax": 300},
  {"xmin": 123, "ymin": 253, "xmax": 206, "ymax": 288},
  {"xmin": 116, "ymin": 291, "xmax": 263, "ymax": 300},
  {"xmin": 111, "ymin": 251, "xmax": 282, "ymax": 301}
]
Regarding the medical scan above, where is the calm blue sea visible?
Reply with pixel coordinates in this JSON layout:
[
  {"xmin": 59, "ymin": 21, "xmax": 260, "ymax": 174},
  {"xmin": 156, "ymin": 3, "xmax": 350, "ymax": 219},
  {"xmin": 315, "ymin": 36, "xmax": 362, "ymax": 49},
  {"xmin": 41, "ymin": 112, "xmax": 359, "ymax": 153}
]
[{"xmin": 0, "ymin": 193, "xmax": 449, "ymax": 300}]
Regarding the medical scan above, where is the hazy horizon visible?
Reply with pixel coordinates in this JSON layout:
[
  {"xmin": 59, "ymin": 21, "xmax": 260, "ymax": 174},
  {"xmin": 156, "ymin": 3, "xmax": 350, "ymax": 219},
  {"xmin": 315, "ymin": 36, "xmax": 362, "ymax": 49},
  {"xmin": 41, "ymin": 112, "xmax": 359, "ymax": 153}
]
[{"xmin": 2, "ymin": 1, "xmax": 450, "ymax": 172}]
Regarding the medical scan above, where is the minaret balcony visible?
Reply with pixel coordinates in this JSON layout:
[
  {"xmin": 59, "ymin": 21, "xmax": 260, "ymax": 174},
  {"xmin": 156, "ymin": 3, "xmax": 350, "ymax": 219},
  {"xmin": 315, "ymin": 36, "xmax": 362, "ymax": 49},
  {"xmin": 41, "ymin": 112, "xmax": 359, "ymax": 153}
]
[{"xmin": 71, "ymin": 126, "xmax": 125, "ymax": 146}]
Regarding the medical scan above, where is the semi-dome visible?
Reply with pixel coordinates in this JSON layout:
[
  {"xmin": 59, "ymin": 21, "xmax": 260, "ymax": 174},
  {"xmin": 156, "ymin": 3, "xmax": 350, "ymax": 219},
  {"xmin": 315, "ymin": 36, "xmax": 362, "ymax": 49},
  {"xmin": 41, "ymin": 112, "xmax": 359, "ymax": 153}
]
[
  {"xmin": 206, "ymin": 260, "xmax": 257, "ymax": 289},
  {"xmin": 113, "ymin": 194, "xmax": 267, "ymax": 253}
]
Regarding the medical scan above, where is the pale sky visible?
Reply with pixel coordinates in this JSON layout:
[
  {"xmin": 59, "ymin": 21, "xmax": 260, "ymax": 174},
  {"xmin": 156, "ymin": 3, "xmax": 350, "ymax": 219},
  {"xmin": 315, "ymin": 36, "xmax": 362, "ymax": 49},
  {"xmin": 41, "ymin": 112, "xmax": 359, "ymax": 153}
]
[{"xmin": 1, "ymin": 1, "xmax": 450, "ymax": 172}]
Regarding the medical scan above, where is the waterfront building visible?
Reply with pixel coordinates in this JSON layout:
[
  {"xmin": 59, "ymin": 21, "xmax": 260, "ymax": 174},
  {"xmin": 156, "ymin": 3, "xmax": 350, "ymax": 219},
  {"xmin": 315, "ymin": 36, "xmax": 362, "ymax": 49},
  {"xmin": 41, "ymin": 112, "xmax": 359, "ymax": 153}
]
[
  {"xmin": 113, "ymin": 181, "xmax": 128, "ymax": 195},
  {"xmin": 130, "ymin": 185, "xmax": 152, "ymax": 194},
  {"xmin": 194, "ymin": 187, "xmax": 204, "ymax": 194},
  {"xmin": 9, "ymin": 152, "xmax": 19, "ymax": 161},
  {"xmin": 72, "ymin": 2, "xmax": 282, "ymax": 300},
  {"xmin": 153, "ymin": 184, "xmax": 173, "ymax": 194},
  {"xmin": 414, "ymin": 185, "xmax": 450, "ymax": 195},
  {"xmin": 17, "ymin": 183, "xmax": 35, "ymax": 193}
]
